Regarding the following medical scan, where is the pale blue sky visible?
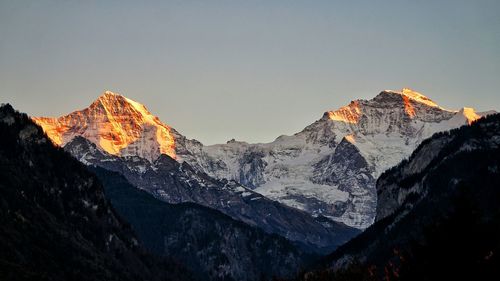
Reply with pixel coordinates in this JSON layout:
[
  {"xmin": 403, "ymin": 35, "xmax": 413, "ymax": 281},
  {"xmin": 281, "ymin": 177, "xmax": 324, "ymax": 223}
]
[{"xmin": 1, "ymin": 0, "xmax": 499, "ymax": 144}]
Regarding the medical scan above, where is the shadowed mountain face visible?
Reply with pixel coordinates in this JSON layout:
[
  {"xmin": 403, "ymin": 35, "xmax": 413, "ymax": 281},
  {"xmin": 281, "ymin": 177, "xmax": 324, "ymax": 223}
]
[
  {"xmin": 33, "ymin": 89, "xmax": 493, "ymax": 229},
  {"xmin": 90, "ymin": 166, "xmax": 311, "ymax": 281},
  {"xmin": 65, "ymin": 136, "xmax": 358, "ymax": 254},
  {"xmin": 0, "ymin": 104, "xmax": 192, "ymax": 281},
  {"xmin": 293, "ymin": 114, "xmax": 500, "ymax": 281}
]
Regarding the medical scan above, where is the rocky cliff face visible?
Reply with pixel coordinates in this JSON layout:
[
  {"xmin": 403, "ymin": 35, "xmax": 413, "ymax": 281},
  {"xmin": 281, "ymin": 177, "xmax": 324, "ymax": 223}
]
[
  {"xmin": 176, "ymin": 88, "xmax": 489, "ymax": 228},
  {"xmin": 294, "ymin": 113, "xmax": 500, "ymax": 281},
  {"xmin": 33, "ymin": 89, "xmax": 492, "ymax": 229},
  {"xmin": 65, "ymin": 136, "xmax": 358, "ymax": 253},
  {"xmin": 33, "ymin": 91, "xmax": 176, "ymax": 161},
  {"xmin": 375, "ymin": 112, "xmax": 500, "ymax": 223}
]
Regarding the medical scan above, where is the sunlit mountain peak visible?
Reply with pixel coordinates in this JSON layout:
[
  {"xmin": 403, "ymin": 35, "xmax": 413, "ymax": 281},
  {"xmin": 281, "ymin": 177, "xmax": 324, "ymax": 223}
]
[{"xmin": 32, "ymin": 91, "xmax": 176, "ymax": 161}]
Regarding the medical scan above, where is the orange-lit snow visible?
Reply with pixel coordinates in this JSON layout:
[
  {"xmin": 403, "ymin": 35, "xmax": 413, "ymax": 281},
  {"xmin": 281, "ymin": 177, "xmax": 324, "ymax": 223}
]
[
  {"xmin": 327, "ymin": 101, "xmax": 361, "ymax": 123},
  {"xmin": 461, "ymin": 107, "xmax": 481, "ymax": 125},
  {"xmin": 33, "ymin": 91, "xmax": 176, "ymax": 160},
  {"xmin": 402, "ymin": 95, "xmax": 416, "ymax": 118}
]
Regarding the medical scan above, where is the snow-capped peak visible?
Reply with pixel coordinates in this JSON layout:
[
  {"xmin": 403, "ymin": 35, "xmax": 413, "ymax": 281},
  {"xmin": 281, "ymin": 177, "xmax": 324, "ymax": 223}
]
[
  {"xmin": 325, "ymin": 88, "xmax": 451, "ymax": 124},
  {"xmin": 33, "ymin": 91, "xmax": 176, "ymax": 161},
  {"xmin": 102, "ymin": 90, "xmax": 119, "ymax": 96},
  {"xmin": 401, "ymin": 88, "xmax": 440, "ymax": 108},
  {"xmin": 96, "ymin": 91, "xmax": 152, "ymax": 118},
  {"xmin": 381, "ymin": 88, "xmax": 441, "ymax": 108}
]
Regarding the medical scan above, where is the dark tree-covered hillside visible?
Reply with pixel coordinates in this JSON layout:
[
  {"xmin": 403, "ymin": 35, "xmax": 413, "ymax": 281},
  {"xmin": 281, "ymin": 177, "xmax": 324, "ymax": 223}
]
[
  {"xmin": 0, "ymin": 104, "xmax": 192, "ymax": 281},
  {"xmin": 292, "ymin": 114, "xmax": 500, "ymax": 281},
  {"xmin": 90, "ymin": 166, "xmax": 312, "ymax": 281}
]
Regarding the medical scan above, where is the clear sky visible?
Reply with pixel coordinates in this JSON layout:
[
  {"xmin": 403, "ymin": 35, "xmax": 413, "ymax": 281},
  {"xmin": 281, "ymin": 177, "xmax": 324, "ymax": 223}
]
[{"xmin": 1, "ymin": 0, "xmax": 499, "ymax": 144}]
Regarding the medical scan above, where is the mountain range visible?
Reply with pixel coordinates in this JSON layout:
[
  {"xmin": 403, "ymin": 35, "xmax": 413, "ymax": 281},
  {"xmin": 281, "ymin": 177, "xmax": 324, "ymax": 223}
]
[
  {"xmin": 2, "ymin": 87, "xmax": 499, "ymax": 281},
  {"xmin": 294, "ymin": 108, "xmax": 500, "ymax": 280},
  {"xmin": 33, "ymin": 88, "xmax": 493, "ymax": 230}
]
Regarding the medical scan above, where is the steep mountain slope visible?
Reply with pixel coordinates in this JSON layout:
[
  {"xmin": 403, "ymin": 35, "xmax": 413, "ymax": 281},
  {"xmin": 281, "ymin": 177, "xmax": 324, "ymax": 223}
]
[
  {"xmin": 34, "ymin": 89, "xmax": 491, "ymax": 230},
  {"xmin": 177, "ymin": 88, "xmax": 491, "ymax": 228},
  {"xmin": 65, "ymin": 136, "xmax": 358, "ymax": 253},
  {"xmin": 0, "ymin": 104, "xmax": 191, "ymax": 281},
  {"xmin": 33, "ymin": 91, "xmax": 176, "ymax": 161},
  {"xmin": 91, "ymin": 166, "xmax": 310, "ymax": 281},
  {"xmin": 294, "ymin": 113, "xmax": 500, "ymax": 280}
]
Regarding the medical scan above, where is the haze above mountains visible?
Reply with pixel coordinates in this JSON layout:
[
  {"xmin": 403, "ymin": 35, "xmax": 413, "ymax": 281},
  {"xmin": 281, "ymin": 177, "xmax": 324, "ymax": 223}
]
[
  {"xmin": 2, "ymin": 2, "xmax": 499, "ymax": 280},
  {"xmin": 3, "ymin": 1, "xmax": 499, "ymax": 147}
]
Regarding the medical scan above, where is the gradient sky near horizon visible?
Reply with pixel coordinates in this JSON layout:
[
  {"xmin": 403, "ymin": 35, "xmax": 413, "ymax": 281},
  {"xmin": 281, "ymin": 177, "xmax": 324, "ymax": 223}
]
[{"xmin": 1, "ymin": 0, "xmax": 499, "ymax": 144}]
